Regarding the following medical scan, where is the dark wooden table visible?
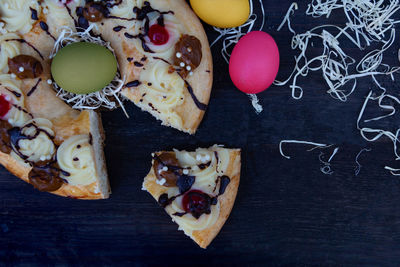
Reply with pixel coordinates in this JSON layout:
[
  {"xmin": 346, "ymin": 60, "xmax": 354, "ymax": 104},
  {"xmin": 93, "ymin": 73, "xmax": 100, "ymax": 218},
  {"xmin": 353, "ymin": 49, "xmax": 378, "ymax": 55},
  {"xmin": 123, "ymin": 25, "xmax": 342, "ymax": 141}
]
[{"xmin": 2, "ymin": 1, "xmax": 400, "ymax": 265}]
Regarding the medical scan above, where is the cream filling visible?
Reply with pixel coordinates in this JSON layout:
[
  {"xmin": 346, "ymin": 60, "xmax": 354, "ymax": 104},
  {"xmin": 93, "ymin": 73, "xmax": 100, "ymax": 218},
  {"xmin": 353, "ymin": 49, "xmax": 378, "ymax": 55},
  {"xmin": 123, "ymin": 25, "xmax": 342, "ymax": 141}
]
[
  {"xmin": 0, "ymin": 0, "xmax": 40, "ymax": 34},
  {"xmin": 57, "ymin": 134, "xmax": 97, "ymax": 186},
  {"xmin": 0, "ymin": 33, "xmax": 20, "ymax": 73},
  {"xmin": 138, "ymin": 60, "xmax": 185, "ymax": 126},
  {"xmin": 43, "ymin": 0, "xmax": 83, "ymax": 32},
  {"xmin": 11, "ymin": 118, "xmax": 56, "ymax": 163},
  {"xmin": 0, "ymin": 74, "xmax": 31, "ymax": 127},
  {"xmin": 142, "ymin": 12, "xmax": 183, "ymax": 59},
  {"xmin": 163, "ymin": 146, "xmax": 231, "ymax": 235},
  {"xmin": 165, "ymin": 187, "xmax": 220, "ymax": 236},
  {"xmin": 109, "ymin": 0, "xmax": 143, "ymax": 18}
]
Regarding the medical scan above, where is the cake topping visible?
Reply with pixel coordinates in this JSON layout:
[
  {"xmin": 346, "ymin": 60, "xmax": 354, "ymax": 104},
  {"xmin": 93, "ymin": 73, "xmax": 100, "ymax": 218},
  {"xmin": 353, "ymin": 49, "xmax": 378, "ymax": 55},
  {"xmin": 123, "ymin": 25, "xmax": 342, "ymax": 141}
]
[
  {"xmin": 9, "ymin": 119, "xmax": 56, "ymax": 163},
  {"xmin": 83, "ymin": 2, "xmax": 108, "ymax": 22},
  {"xmin": 0, "ymin": 95, "xmax": 11, "ymax": 118},
  {"xmin": 176, "ymin": 174, "xmax": 195, "ymax": 194},
  {"xmin": 57, "ymin": 134, "xmax": 97, "ymax": 186},
  {"xmin": 148, "ymin": 24, "xmax": 169, "ymax": 45},
  {"xmin": 173, "ymin": 35, "xmax": 202, "ymax": 78},
  {"xmin": 154, "ymin": 152, "xmax": 181, "ymax": 187},
  {"xmin": 181, "ymin": 190, "xmax": 212, "ymax": 219},
  {"xmin": 217, "ymin": 175, "xmax": 231, "ymax": 195},
  {"xmin": 28, "ymin": 164, "xmax": 64, "ymax": 192},
  {"xmin": 0, "ymin": 120, "xmax": 12, "ymax": 154},
  {"xmin": 8, "ymin": 55, "xmax": 43, "ymax": 79}
]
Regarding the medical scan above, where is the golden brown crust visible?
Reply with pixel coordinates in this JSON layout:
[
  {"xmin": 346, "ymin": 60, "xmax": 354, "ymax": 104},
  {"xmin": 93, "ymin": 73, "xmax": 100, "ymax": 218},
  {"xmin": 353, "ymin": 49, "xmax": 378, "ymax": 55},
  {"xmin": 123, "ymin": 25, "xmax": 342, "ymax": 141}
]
[
  {"xmin": 0, "ymin": 18, "xmax": 108, "ymax": 199},
  {"xmin": 143, "ymin": 147, "xmax": 241, "ymax": 248},
  {"xmin": 0, "ymin": 151, "xmax": 105, "ymax": 199},
  {"xmin": 97, "ymin": 0, "xmax": 213, "ymax": 134}
]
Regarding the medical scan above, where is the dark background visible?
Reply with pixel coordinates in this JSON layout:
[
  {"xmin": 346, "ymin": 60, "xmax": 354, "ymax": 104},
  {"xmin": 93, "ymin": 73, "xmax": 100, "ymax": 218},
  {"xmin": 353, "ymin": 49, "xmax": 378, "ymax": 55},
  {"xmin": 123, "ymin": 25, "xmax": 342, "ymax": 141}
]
[{"xmin": 2, "ymin": 0, "xmax": 400, "ymax": 265}]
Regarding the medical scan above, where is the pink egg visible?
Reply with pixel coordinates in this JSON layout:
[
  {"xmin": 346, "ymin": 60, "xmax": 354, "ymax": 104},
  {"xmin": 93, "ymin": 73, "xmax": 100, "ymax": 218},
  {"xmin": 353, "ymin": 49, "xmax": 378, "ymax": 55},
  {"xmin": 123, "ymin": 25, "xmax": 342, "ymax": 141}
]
[{"xmin": 229, "ymin": 31, "xmax": 280, "ymax": 94}]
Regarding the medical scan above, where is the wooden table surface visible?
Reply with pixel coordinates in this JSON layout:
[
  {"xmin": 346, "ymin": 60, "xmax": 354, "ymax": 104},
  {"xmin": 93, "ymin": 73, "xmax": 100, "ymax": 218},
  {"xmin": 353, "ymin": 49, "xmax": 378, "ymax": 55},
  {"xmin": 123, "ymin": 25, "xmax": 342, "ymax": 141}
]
[{"xmin": 1, "ymin": 1, "xmax": 400, "ymax": 265}]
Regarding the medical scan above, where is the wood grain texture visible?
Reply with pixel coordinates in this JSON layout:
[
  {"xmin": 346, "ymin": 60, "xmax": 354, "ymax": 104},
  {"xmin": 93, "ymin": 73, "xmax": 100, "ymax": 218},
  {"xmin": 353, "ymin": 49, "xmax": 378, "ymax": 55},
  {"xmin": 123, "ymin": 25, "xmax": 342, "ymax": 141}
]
[{"xmin": 1, "ymin": 1, "xmax": 400, "ymax": 265}]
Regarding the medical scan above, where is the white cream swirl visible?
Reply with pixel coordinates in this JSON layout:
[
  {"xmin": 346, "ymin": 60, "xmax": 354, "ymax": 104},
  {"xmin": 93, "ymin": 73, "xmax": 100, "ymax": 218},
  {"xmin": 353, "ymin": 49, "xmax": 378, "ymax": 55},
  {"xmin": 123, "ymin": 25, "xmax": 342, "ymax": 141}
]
[
  {"xmin": 0, "ymin": 33, "xmax": 20, "ymax": 73},
  {"xmin": 175, "ymin": 146, "xmax": 231, "ymax": 191},
  {"xmin": 57, "ymin": 134, "xmax": 97, "ymax": 186},
  {"xmin": 0, "ymin": 74, "xmax": 30, "ymax": 127},
  {"xmin": 165, "ymin": 187, "xmax": 220, "ymax": 235},
  {"xmin": 109, "ymin": 0, "xmax": 140, "ymax": 18},
  {"xmin": 139, "ymin": 60, "xmax": 185, "ymax": 125},
  {"xmin": 0, "ymin": 0, "xmax": 40, "ymax": 34},
  {"xmin": 163, "ymin": 146, "xmax": 232, "ymax": 234},
  {"xmin": 43, "ymin": 0, "xmax": 81, "ymax": 31},
  {"xmin": 12, "ymin": 118, "xmax": 56, "ymax": 163},
  {"xmin": 142, "ymin": 12, "xmax": 183, "ymax": 59}
]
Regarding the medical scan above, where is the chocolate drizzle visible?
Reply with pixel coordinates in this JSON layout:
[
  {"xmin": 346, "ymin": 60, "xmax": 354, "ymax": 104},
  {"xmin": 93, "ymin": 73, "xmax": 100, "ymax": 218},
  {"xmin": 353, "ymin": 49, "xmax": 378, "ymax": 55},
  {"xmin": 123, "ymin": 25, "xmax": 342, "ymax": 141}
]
[
  {"xmin": 104, "ymin": 0, "xmax": 123, "ymax": 8},
  {"xmin": 125, "ymin": 80, "xmax": 141, "ymax": 88},
  {"xmin": 176, "ymin": 175, "xmax": 195, "ymax": 194},
  {"xmin": 124, "ymin": 32, "xmax": 135, "ymax": 39},
  {"xmin": 39, "ymin": 21, "xmax": 56, "ymax": 41},
  {"xmin": 134, "ymin": 1, "xmax": 174, "ymax": 20},
  {"xmin": 123, "ymin": 32, "xmax": 153, "ymax": 53},
  {"xmin": 113, "ymin": 25, "xmax": 125, "ymax": 32},
  {"xmin": 0, "ymin": 113, "xmax": 68, "ymax": 192},
  {"xmin": 155, "ymin": 151, "xmax": 231, "ymax": 220},
  {"xmin": 12, "ymin": 104, "xmax": 34, "ymax": 119},
  {"xmin": 8, "ymin": 123, "xmax": 54, "ymax": 163},
  {"xmin": 153, "ymin": 57, "xmax": 171, "ymax": 65},
  {"xmin": 145, "ymin": 57, "xmax": 207, "ymax": 111},
  {"xmin": 180, "ymin": 75, "xmax": 207, "ymax": 111},
  {"xmin": 198, "ymin": 161, "xmax": 211, "ymax": 170},
  {"xmin": 6, "ymin": 89, "xmax": 21, "ymax": 98},
  {"xmin": 5, "ymin": 39, "xmax": 44, "ymax": 60},
  {"xmin": 30, "ymin": 8, "xmax": 38, "ymax": 20},
  {"xmin": 27, "ymin": 78, "xmax": 42, "ymax": 97},
  {"xmin": 158, "ymin": 193, "xmax": 178, "ymax": 208},
  {"xmin": 117, "ymin": 1, "xmax": 174, "ymax": 53},
  {"xmin": 107, "ymin": 15, "xmax": 136, "ymax": 21},
  {"xmin": 217, "ymin": 176, "xmax": 231, "ymax": 196}
]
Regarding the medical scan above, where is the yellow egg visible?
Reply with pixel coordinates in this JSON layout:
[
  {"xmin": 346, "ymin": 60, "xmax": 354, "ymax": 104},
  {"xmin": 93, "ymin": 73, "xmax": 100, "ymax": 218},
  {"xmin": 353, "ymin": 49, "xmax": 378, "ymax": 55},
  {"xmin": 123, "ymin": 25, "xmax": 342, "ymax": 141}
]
[{"xmin": 190, "ymin": 0, "xmax": 250, "ymax": 28}]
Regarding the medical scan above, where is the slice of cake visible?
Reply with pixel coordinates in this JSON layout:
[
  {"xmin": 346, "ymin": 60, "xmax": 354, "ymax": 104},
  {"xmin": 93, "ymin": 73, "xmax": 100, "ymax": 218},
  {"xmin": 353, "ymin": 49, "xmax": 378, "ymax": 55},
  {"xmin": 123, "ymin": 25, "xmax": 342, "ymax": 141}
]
[{"xmin": 143, "ymin": 145, "xmax": 241, "ymax": 248}]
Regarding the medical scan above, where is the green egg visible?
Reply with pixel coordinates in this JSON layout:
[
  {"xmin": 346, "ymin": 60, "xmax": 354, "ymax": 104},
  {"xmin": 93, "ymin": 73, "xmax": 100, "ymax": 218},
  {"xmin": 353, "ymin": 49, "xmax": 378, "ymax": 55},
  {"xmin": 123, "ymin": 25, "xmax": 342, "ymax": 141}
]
[{"xmin": 51, "ymin": 42, "xmax": 117, "ymax": 95}]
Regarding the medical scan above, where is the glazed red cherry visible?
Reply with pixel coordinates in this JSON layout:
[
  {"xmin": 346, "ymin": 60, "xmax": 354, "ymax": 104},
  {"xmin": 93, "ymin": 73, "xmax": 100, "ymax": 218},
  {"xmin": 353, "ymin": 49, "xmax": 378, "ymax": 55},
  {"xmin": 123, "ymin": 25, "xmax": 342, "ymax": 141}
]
[
  {"xmin": 0, "ymin": 95, "xmax": 11, "ymax": 118},
  {"xmin": 182, "ymin": 190, "xmax": 212, "ymax": 219},
  {"xmin": 148, "ymin": 24, "xmax": 169, "ymax": 45}
]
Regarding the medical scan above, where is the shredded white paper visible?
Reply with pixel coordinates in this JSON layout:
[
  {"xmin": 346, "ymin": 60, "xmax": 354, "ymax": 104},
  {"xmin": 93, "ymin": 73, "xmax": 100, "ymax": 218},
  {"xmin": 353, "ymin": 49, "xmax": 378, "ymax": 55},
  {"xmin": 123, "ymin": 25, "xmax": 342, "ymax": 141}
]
[
  {"xmin": 279, "ymin": 140, "xmax": 332, "ymax": 159},
  {"xmin": 275, "ymin": 0, "xmax": 400, "ymax": 101},
  {"xmin": 357, "ymin": 90, "xmax": 400, "ymax": 174},
  {"xmin": 384, "ymin": 166, "xmax": 400, "ymax": 176},
  {"xmin": 50, "ymin": 24, "xmax": 128, "ymax": 117},
  {"xmin": 319, "ymin": 147, "xmax": 340, "ymax": 175},
  {"xmin": 354, "ymin": 147, "xmax": 371, "ymax": 176},
  {"xmin": 276, "ymin": 1, "xmax": 400, "ymax": 176}
]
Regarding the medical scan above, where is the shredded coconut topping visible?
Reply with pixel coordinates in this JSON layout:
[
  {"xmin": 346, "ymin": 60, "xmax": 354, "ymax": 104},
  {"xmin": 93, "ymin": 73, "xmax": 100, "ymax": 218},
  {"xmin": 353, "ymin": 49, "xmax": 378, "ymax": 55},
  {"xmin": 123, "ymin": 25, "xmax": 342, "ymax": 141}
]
[{"xmin": 50, "ymin": 24, "xmax": 128, "ymax": 117}]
